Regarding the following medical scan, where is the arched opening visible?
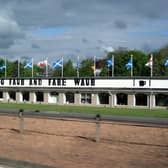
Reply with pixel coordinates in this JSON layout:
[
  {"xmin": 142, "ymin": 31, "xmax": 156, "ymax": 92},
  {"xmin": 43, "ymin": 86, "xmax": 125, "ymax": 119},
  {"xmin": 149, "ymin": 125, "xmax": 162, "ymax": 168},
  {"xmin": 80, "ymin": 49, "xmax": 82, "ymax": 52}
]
[
  {"xmin": 0, "ymin": 91, "xmax": 3, "ymax": 99},
  {"xmin": 22, "ymin": 91, "xmax": 29, "ymax": 101},
  {"xmin": 117, "ymin": 93, "xmax": 127, "ymax": 105},
  {"xmin": 81, "ymin": 93, "xmax": 91, "ymax": 104},
  {"xmin": 8, "ymin": 91, "xmax": 16, "ymax": 101},
  {"xmin": 36, "ymin": 91, "xmax": 44, "ymax": 102},
  {"xmin": 98, "ymin": 93, "xmax": 109, "ymax": 104},
  {"xmin": 135, "ymin": 94, "xmax": 147, "ymax": 106},
  {"xmin": 156, "ymin": 94, "xmax": 168, "ymax": 106},
  {"xmin": 65, "ymin": 92, "xmax": 74, "ymax": 104},
  {"xmin": 49, "ymin": 92, "xmax": 59, "ymax": 103}
]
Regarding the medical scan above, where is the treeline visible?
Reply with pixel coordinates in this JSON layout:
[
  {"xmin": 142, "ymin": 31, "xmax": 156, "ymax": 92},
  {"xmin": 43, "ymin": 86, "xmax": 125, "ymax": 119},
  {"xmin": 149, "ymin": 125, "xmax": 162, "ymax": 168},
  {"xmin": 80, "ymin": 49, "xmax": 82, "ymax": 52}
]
[{"xmin": 0, "ymin": 46, "xmax": 168, "ymax": 78}]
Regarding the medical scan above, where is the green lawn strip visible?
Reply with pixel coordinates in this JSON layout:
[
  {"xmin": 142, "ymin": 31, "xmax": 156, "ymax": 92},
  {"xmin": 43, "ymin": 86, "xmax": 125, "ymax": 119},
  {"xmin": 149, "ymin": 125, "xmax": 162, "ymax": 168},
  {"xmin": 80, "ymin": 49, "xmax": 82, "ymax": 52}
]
[{"xmin": 0, "ymin": 102, "xmax": 168, "ymax": 118}]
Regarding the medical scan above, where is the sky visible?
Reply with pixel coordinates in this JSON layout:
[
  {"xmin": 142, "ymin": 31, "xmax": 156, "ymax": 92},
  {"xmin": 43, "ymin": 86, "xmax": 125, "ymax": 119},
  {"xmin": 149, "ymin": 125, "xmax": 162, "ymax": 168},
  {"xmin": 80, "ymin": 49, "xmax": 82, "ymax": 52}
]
[{"xmin": 0, "ymin": 0, "xmax": 168, "ymax": 63}]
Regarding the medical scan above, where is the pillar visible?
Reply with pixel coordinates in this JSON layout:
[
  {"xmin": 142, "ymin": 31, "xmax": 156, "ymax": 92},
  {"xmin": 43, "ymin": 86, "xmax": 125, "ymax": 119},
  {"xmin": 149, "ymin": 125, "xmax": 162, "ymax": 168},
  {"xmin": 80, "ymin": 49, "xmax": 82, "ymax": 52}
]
[
  {"xmin": 92, "ymin": 93, "xmax": 98, "ymax": 105},
  {"xmin": 29, "ymin": 92, "xmax": 36, "ymax": 103},
  {"xmin": 3, "ymin": 91, "xmax": 10, "ymax": 102},
  {"xmin": 109, "ymin": 93, "xmax": 117, "ymax": 107},
  {"xmin": 58, "ymin": 93, "xmax": 65, "ymax": 105},
  {"xmin": 147, "ymin": 93, "xmax": 156, "ymax": 109},
  {"xmin": 44, "ymin": 92, "xmax": 49, "ymax": 104},
  {"xmin": 16, "ymin": 92, "xmax": 23, "ymax": 103},
  {"xmin": 128, "ymin": 94, "xmax": 135, "ymax": 107},
  {"xmin": 74, "ymin": 93, "xmax": 81, "ymax": 105}
]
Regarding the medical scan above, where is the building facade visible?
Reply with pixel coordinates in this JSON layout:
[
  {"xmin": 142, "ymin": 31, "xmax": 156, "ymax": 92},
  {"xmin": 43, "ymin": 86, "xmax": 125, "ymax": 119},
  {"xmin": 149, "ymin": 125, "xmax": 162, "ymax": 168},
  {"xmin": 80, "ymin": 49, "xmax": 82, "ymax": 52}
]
[{"xmin": 0, "ymin": 77, "xmax": 168, "ymax": 109}]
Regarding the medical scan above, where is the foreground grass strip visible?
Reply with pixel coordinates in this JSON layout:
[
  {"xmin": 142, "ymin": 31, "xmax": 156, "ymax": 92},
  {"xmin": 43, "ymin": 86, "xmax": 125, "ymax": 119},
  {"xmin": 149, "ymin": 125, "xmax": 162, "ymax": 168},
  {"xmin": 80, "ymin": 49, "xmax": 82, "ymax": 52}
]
[{"xmin": 0, "ymin": 102, "xmax": 168, "ymax": 118}]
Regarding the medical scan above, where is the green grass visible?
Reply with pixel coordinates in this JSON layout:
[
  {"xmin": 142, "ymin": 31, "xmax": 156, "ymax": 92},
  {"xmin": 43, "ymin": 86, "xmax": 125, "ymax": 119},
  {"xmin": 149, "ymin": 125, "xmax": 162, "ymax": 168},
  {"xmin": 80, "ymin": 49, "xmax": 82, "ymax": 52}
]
[{"xmin": 0, "ymin": 102, "xmax": 168, "ymax": 118}]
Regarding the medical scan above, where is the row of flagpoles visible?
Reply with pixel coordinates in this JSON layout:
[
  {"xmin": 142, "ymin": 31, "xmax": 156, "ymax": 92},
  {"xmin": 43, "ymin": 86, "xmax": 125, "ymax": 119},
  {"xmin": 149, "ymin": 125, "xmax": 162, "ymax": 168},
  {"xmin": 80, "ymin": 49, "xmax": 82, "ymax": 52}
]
[
  {"xmin": 0, "ymin": 57, "xmax": 64, "ymax": 78},
  {"xmin": 0, "ymin": 54, "xmax": 168, "ymax": 78},
  {"xmin": 106, "ymin": 54, "xmax": 154, "ymax": 77}
]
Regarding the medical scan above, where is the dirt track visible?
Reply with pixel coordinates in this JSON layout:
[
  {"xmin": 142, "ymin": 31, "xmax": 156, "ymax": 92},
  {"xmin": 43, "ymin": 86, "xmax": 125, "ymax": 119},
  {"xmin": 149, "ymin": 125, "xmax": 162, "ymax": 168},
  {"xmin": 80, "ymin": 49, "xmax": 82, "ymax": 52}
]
[{"xmin": 0, "ymin": 116, "xmax": 168, "ymax": 168}]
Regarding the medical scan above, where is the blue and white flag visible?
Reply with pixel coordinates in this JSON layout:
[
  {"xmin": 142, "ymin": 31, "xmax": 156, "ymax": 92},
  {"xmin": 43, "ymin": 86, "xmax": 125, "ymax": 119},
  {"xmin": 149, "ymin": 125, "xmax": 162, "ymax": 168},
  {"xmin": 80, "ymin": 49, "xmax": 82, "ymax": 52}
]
[
  {"xmin": 52, "ymin": 58, "xmax": 63, "ymax": 69},
  {"xmin": 164, "ymin": 58, "xmax": 168, "ymax": 67},
  {"xmin": 0, "ymin": 63, "xmax": 6, "ymax": 71},
  {"xmin": 126, "ymin": 58, "xmax": 133, "ymax": 70},
  {"xmin": 76, "ymin": 60, "xmax": 81, "ymax": 69},
  {"xmin": 24, "ymin": 60, "xmax": 32, "ymax": 69},
  {"xmin": 107, "ymin": 59, "xmax": 113, "ymax": 67}
]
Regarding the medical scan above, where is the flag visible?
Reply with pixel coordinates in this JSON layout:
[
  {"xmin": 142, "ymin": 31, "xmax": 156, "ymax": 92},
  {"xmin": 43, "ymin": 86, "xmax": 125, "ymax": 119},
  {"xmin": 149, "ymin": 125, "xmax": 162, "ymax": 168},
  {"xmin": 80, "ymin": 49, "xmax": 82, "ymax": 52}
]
[
  {"xmin": 91, "ymin": 65, "xmax": 95, "ymax": 71},
  {"xmin": 24, "ymin": 60, "xmax": 32, "ymax": 69},
  {"xmin": 37, "ymin": 60, "xmax": 47, "ymax": 67},
  {"xmin": 145, "ymin": 54, "xmax": 153, "ymax": 77},
  {"xmin": 125, "ymin": 58, "xmax": 133, "ymax": 70},
  {"xmin": 52, "ymin": 58, "xmax": 63, "ymax": 69},
  {"xmin": 164, "ymin": 58, "xmax": 168, "ymax": 67},
  {"xmin": 0, "ymin": 63, "xmax": 6, "ymax": 71},
  {"xmin": 107, "ymin": 59, "xmax": 113, "ymax": 67},
  {"xmin": 92, "ymin": 56, "xmax": 96, "ymax": 76},
  {"xmin": 145, "ymin": 55, "xmax": 153, "ymax": 68},
  {"xmin": 76, "ymin": 58, "xmax": 81, "ymax": 69}
]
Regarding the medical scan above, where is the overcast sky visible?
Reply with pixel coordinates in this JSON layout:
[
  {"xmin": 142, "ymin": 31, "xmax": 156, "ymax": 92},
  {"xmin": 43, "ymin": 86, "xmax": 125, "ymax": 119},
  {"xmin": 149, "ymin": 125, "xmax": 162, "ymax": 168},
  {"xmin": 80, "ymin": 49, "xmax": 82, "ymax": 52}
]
[{"xmin": 0, "ymin": 0, "xmax": 168, "ymax": 62}]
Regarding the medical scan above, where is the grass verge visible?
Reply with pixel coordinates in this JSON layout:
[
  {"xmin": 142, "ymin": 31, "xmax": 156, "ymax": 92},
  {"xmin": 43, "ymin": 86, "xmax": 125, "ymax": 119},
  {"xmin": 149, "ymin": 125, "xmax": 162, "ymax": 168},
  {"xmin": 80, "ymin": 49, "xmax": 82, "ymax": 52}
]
[{"xmin": 0, "ymin": 102, "xmax": 168, "ymax": 118}]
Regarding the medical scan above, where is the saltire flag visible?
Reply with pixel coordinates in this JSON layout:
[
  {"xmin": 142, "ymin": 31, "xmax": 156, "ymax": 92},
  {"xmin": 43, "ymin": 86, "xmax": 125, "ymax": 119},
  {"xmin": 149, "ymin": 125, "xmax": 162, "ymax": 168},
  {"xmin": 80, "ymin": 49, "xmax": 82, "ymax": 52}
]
[
  {"xmin": 145, "ymin": 55, "xmax": 153, "ymax": 68},
  {"xmin": 76, "ymin": 61, "xmax": 80, "ymax": 68},
  {"xmin": 37, "ymin": 60, "xmax": 48, "ymax": 67},
  {"xmin": 0, "ymin": 63, "xmax": 6, "ymax": 71},
  {"xmin": 52, "ymin": 58, "xmax": 63, "ymax": 69},
  {"xmin": 76, "ymin": 56, "xmax": 81, "ymax": 69},
  {"xmin": 164, "ymin": 58, "xmax": 168, "ymax": 67},
  {"xmin": 107, "ymin": 59, "xmax": 113, "ymax": 67},
  {"xmin": 125, "ymin": 58, "xmax": 133, "ymax": 70},
  {"xmin": 24, "ymin": 60, "xmax": 32, "ymax": 69}
]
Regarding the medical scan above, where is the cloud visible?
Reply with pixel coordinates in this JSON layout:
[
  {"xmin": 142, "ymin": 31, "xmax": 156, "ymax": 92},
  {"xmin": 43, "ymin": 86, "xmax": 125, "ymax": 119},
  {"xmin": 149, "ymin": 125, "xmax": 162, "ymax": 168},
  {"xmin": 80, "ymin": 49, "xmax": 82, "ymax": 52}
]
[
  {"xmin": 81, "ymin": 38, "xmax": 89, "ymax": 43},
  {"xmin": 32, "ymin": 43, "xmax": 40, "ymax": 49},
  {"xmin": 101, "ymin": 46, "xmax": 114, "ymax": 53},
  {"xmin": 114, "ymin": 20, "xmax": 127, "ymax": 29},
  {"xmin": 0, "ymin": 0, "xmax": 167, "ymax": 61},
  {"xmin": 0, "ymin": 11, "xmax": 24, "ymax": 49}
]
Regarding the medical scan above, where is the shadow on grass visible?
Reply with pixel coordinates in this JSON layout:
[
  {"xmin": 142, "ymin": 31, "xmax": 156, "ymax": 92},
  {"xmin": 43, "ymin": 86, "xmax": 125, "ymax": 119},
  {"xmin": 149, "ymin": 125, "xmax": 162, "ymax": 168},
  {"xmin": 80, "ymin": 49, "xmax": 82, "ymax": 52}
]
[{"xmin": 0, "ymin": 157, "xmax": 58, "ymax": 168}]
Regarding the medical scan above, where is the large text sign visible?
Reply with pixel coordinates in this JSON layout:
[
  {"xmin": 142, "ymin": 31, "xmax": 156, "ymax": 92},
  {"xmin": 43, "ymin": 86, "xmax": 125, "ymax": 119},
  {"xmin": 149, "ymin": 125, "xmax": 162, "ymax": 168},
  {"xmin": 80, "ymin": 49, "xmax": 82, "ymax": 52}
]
[{"xmin": 0, "ymin": 78, "xmax": 167, "ymax": 89}]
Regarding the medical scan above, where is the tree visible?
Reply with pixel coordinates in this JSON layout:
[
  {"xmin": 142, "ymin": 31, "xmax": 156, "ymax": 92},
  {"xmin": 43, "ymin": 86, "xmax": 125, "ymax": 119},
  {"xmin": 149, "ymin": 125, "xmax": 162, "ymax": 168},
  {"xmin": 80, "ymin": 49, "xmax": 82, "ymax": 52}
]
[
  {"xmin": 79, "ymin": 58, "xmax": 94, "ymax": 77},
  {"xmin": 63, "ymin": 60, "xmax": 76, "ymax": 77},
  {"xmin": 104, "ymin": 50, "xmax": 149, "ymax": 77}
]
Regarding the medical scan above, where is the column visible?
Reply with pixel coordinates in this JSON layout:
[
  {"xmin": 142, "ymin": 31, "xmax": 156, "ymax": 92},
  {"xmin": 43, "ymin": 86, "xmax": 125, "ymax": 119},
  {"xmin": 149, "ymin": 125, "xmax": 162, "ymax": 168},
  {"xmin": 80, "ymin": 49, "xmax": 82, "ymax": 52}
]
[
  {"xmin": 58, "ymin": 93, "xmax": 65, "ymax": 105},
  {"xmin": 92, "ymin": 93, "xmax": 98, "ymax": 105},
  {"xmin": 128, "ymin": 94, "xmax": 135, "ymax": 107},
  {"xmin": 16, "ymin": 92, "xmax": 23, "ymax": 103},
  {"xmin": 74, "ymin": 93, "xmax": 81, "ymax": 105},
  {"xmin": 148, "ymin": 93, "xmax": 155, "ymax": 109},
  {"xmin": 3, "ymin": 91, "xmax": 10, "ymax": 102},
  {"xmin": 44, "ymin": 92, "xmax": 49, "ymax": 104},
  {"xmin": 109, "ymin": 93, "xmax": 117, "ymax": 107},
  {"xmin": 29, "ymin": 92, "xmax": 36, "ymax": 103}
]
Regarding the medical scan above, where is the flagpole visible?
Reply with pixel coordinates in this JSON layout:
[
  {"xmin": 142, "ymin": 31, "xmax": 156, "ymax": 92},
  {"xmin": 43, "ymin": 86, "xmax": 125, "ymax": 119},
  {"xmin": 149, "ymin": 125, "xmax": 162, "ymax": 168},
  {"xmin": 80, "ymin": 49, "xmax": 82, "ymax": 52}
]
[
  {"xmin": 4, "ymin": 57, "xmax": 7, "ymax": 78},
  {"xmin": 94, "ymin": 56, "xmax": 96, "ymax": 77},
  {"xmin": 32, "ymin": 58, "xmax": 34, "ymax": 78},
  {"xmin": 61, "ymin": 56, "xmax": 63, "ymax": 77},
  {"xmin": 77, "ymin": 55, "xmax": 79, "ymax": 78},
  {"xmin": 45, "ymin": 57, "xmax": 48, "ymax": 77},
  {"xmin": 18, "ymin": 57, "xmax": 20, "ymax": 78},
  {"xmin": 131, "ymin": 54, "xmax": 133, "ymax": 77},
  {"xmin": 112, "ymin": 55, "xmax": 114, "ymax": 77},
  {"xmin": 151, "ymin": 54, "xmax": 153, "ymax": 78}
]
